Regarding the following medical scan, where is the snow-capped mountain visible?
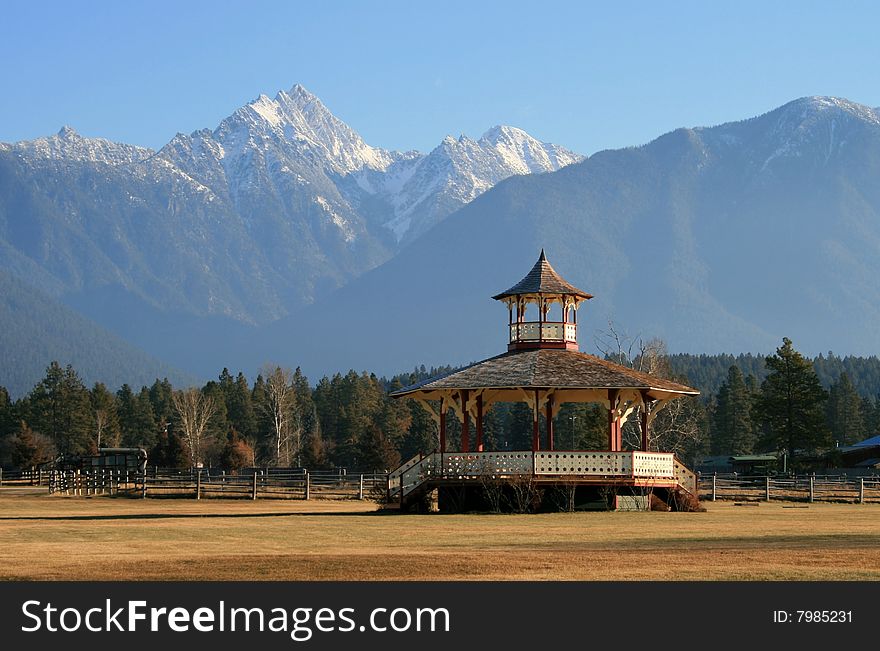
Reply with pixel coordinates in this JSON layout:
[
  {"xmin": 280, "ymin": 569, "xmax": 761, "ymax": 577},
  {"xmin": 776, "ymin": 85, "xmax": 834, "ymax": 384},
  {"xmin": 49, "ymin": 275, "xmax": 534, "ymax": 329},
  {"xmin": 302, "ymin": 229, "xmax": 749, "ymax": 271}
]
[
  {"xmin": 0, "ymin": 84, "xmax": 580, "ymax": 378},
  {"xmin": 156, "ymin": 84, "xmax": 580, "ymax": 245},
  {"xmin": 249, "ymin": 96, "xmax": 880, "ymax": 379},
  {"xmin": 349, "ymin": 125, "xmax": 582, "ymax": 242}
]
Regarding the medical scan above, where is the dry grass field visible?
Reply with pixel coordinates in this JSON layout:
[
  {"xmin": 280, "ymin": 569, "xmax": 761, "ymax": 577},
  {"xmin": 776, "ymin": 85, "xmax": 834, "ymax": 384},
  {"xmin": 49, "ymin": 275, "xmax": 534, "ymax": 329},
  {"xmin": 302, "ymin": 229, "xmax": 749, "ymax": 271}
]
[{"xmin": 1, "ymin": 487, "xmax": 879, "ymax": 580}]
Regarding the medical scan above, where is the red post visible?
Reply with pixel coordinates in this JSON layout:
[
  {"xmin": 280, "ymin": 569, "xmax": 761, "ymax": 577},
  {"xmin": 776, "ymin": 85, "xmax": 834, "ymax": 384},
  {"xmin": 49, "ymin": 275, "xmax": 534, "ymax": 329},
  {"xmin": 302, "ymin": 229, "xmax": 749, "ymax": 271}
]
[
  {"xmin": 532, "ymin": 390, "xmax": 540, "ymax": 451},
  {"xmin": 460, "ymin": 390, "xmax": 470, "ymax": 453},
  {"xmin": 608, "ymin": 389, "xmax": 619, "ymax": 452},
  {"xmin": 439, "ymin": 397, "xmax": 447, "ymax": 452},
  {"xmin": 476, "ymin": 394, "xmax": 484, "ymax": 452},
  {"xmin": 546, "ymin": 396, "xmax": 554, "ymax": 451},
  {"xmin": 640, "ymin": 390, "xmax": 650, "ymax": 452}
]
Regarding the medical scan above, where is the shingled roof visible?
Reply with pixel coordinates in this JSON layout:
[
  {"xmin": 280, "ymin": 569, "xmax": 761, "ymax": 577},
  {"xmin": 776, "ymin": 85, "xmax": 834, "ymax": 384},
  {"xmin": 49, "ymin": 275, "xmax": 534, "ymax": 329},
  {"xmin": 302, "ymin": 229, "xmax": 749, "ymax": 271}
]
[
  {"xmin": 492, "ymin": 250, "xmax": 593, "ymax": 301},
  {"xmin": 391, "ymin": 348, "xmax": 699, "ymax": 396}
]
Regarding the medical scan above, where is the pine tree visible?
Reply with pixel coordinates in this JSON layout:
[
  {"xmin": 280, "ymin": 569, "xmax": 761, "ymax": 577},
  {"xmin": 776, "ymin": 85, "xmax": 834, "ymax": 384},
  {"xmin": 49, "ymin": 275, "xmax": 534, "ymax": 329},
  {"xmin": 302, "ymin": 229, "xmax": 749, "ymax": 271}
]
[
  {"xmin": 117, "ymin": 384, "xmax": 157, "ymax": 449},
  {"xmin": 0, "ymin": 386, "xmax": 15, "ymax": 440},
  {"xmin": 26, "ymin": 362, "xmax": 92, "ymax": 454},
  {"xmin": 758, "ymin": 338, "xmax": 830, "ymax": 462},
  {"xmin": 826, "ymin": 372, "xmax": 864, "ymax": 446},
  {"xmin": 711, "ymin": 366, "xmax": 755, "ymax": 455},
  {"xmin": 223, "ymin": 372, "xmax": 258, "ymax": 443}
]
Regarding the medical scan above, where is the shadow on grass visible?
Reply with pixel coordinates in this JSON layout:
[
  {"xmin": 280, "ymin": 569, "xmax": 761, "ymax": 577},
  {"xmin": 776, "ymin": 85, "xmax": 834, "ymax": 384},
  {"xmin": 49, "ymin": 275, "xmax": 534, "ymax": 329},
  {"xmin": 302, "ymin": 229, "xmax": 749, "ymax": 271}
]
[{"xmin": 0, "ymin": 510, "xmax": 396, "ymax": 522}]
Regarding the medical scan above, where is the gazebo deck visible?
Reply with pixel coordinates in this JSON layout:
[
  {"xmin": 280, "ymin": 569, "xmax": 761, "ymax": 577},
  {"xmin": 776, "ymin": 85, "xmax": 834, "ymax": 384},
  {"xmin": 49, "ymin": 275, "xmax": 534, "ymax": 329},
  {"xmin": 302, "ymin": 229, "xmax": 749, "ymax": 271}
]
[{"xmin": 388, "ymin": 449, "xmax": 697, "ymax": 509}]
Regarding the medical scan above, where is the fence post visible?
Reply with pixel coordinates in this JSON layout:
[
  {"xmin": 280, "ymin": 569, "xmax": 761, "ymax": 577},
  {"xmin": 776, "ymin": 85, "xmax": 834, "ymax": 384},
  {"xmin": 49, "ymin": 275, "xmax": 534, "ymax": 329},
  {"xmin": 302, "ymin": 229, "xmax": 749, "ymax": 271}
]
[
  {"xmin": 0, "ymin": 467, "xmax": 3, "ymax": 485},
  {"xmin": 399, "ymin": 474, "xmax": 404, "ymax": 508},
  {"xmin": 358, "ymin": 474, "xmax": 364, "ymax": 500},
  {"xmin": 304, "ymin": 472, "xmax": 310, "ymax": 500},
  {"xmin": 860, "ymin": 477, "xmax": 865, "ymax": 504},
  {"xmin": 196, "ymin": 470, "xmax": 201, "ymax": 500},
  {"xmin": 765, "ymin": 476, "xmax": 770, "ymax": 502},
  {"xmin": 809, "ymin": 475, "xmax": 814, "ymax": 503},
  {"xmin": 711, "ymin": 473, "xmax": 716, "ymax": 502},
  {"xmin": 252, "ymin": 472, "xmax": 258, "ymax": 500},
  {"xmin": 141, "ymin": 473, "xmax": 147, "ymax": 499},
  {"xmin": 38, "ymin": 468, "xmax": 43, "ymax": 487}
]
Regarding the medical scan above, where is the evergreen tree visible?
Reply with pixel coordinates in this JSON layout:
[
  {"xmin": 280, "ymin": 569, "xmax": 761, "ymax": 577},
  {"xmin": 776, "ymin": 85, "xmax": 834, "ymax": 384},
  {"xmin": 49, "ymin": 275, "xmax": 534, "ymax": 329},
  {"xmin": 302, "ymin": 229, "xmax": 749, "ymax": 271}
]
[
  {"xmin": 861, "ymin": 395, "xmax": 879, "ymax": 438},
  {"xmin": 505, "ymin": 402, "xmax": 534, "ymax": 450},
  {"xmin": 0, "ymin": 386, "xmax": 15, "ymax": 440},
  {"xmin": 292, "ymin": 367, "xmax": 323, "ymax": 467},
  {"xmin": 826, "ymin": 372, "xmax": 864, "ymax": 446},
  {"xmin": 758, "ymin": 338, "xmax": 830, "ymax": 462},
  {"xmin": 117, "ymin": 384, "xmax": 157, "ymax": 449},
  {"xmin": 223, "ymin": 372, "xmax": 258, "ymax": 443},
  {"xmin": 399, "ymin": 398, "xmax": 437, "ymax": 458},
  {"xmin": 356, "ymin": 423, "xmax": 401, "ymax": 472},
  {"xmin": 711, "ymin": 366, "xmax": 755, "ymax": 455},
  {"xmin": 147, "ymin": 379, "xmax": 174, "ymax": 426},
  {"xmin": 26, "ymin": 362, "xmax": 92, "ymax": 454}
]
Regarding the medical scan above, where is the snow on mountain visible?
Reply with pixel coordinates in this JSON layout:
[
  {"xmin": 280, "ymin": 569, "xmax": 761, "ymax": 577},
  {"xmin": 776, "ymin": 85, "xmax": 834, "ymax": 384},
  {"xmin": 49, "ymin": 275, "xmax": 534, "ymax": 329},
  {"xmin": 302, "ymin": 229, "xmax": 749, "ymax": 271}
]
[
  {"xmin": 6, "ymin": 126, "xmax": 154, "ymax": 166},
  {"xmin": 153, "ymin": 83, "xmax": 581, "ymax": 245},
  {"xmin": 351, "ymin": 124, "xmax": 583, "ymax": 243},
  {"xmin": 0, "ymin": 83, "xmax": 582, "ymax": 352}
]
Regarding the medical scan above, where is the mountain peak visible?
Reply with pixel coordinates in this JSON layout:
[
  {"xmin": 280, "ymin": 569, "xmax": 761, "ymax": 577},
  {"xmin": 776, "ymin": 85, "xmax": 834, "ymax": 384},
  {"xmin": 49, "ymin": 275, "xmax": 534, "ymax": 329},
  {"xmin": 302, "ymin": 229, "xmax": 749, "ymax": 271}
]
[
  {"xmin": 480, "ymin": 124, "xmax": 531, "ymax": 143},
  {"xmin": 772, "ymin": 96, "xmax": 880, "ymax": 126},
  {"xmin": 287, "ymin": 83, "xmax": 317, "ymax": 100},
  {"xmin": 57, "ymin": 125, "xmax": 79, "ymax": 139}
]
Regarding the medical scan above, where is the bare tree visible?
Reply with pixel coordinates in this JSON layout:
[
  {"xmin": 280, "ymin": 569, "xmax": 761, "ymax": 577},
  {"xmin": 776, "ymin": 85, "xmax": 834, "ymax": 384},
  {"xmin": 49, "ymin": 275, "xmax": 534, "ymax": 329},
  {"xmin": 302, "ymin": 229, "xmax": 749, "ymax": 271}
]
[
  {"xmin": 597, "ymin": 323, "xmax": 704, "ymax": 456},
  {"xmin": 172, "ymin": 388, "xmax": 216, "ymax": 468},
  {"xmin": 94, "ymin": 409, "xmax": 108, "ymax": 450},
  {"xmin": 262, "ymin": 365, "xmax": 302, "ymax": 467}
]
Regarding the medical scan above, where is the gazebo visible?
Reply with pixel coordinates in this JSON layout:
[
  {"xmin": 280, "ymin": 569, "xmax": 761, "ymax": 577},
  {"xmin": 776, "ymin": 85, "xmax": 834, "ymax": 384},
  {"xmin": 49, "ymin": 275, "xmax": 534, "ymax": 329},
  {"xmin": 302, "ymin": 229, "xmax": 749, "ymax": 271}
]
[{"xmin": 388, "ymin": 251, "xmax": 700, "ymax": 511}]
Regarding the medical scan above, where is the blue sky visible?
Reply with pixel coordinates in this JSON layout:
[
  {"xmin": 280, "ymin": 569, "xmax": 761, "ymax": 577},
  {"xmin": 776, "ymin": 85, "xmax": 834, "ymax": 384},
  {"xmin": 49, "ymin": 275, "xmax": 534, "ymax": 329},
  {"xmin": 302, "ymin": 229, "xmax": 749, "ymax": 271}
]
[{"xmin": 2, "ymin": 1, "xmax": 879, "ymax": 155}]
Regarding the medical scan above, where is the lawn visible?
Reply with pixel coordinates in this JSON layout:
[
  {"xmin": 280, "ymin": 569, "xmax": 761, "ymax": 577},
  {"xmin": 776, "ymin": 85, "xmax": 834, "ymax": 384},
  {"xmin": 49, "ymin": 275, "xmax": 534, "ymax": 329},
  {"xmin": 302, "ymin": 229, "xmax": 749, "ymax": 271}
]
[{"xmin": 1, "ymin": 488, "xmax": 878, "ymax": 580}]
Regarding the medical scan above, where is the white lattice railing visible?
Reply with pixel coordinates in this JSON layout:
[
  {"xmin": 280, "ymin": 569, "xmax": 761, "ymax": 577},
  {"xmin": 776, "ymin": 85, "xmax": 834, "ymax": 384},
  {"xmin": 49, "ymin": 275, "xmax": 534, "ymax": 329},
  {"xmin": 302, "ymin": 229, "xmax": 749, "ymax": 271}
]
[
  {"xmin": 509, "ymin": 321, "xmax": 577, "ymax": 343},
  {"xmin": 442, "ymin": 452, "xmax": 534, "ymax": 477},
  {"xmin": 389, "ymin": 450, "xmax": 681, "ymax": 499},
  {"xmin": 533, "ymin": 451, "xmax": 634, "ymax": 475},
  {"xmin": 632, "ymin": 452, "xmax": 675, "ymax": 478}
]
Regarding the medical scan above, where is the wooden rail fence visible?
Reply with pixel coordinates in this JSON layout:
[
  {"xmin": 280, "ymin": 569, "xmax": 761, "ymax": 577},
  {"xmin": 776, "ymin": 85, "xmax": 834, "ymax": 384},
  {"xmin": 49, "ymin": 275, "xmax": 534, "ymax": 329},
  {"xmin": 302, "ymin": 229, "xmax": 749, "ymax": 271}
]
[
  {"xmin": 46, "ymin": 467, "xmax": 385, "ymax": 500},
  {"xmin": 699, "ymin": 473, "xmax": 880, "ymax": 504}
]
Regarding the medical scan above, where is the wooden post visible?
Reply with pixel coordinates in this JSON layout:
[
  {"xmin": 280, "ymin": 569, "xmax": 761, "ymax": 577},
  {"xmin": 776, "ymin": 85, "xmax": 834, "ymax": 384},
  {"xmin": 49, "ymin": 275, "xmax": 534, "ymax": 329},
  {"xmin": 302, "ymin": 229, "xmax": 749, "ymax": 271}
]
[
  {"xmin": 712, "ymin": 473, "xmax": 717, "ymax": 502},
  {"xmin": 358, "ymin": 474, "xmax": 364, "ymax": 500},
  {"xmin": 0, "ymin": 467, "xmax": 3, "ymax": 485},
  {"xmin": 859, "ymin": 477, "xmax": 864, "ymax": 504},
  {"xmin": 475, "ymin": 394, "xmax": 484, "ymax": 452},
  {"xmin": 304, "ymin": 472, "xmax": 310, "ymax": 500},
  {"xmin": 545, "ymin": 397, "xmax": 554, "ymax": 451},
  {"xmin": 809, "ymin": 475, "xmax": 814, "ymax": 503},
  {"xmin": 765, "ymin": 475, "xmax": 770, "ymax": 502},
  {"xmin": 252, "ymin": 472, "xmax": 258, "ymax": 500},
  {"xmin": 141, "ymin": 473, "xmax": 147, "ymax": 499},
  {"xmin": 460, "ymin": 390, "xmax": 470, "ymax": 453},
  {"xmin": 196, "ymin": 470, "xmax": 201, "ymax": 500},
  {"xmin": 640, "ymin": 391, "xmax": 650, "ymax": 452},
  {"xmin": 399, "ymin": 473, "xmax": 404, "ymax": 508},
  {"xmin": 607, "ymin": 389, "xmax": 619, "ymax": 452}
]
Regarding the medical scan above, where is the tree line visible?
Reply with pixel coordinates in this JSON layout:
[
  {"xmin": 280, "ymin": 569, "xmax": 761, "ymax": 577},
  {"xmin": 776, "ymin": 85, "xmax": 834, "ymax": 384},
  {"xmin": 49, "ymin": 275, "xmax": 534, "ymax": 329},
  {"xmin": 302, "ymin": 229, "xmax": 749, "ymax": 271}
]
[{"xmin": 1, "ymin": 338, "xmax": 877, "ymax": 473}]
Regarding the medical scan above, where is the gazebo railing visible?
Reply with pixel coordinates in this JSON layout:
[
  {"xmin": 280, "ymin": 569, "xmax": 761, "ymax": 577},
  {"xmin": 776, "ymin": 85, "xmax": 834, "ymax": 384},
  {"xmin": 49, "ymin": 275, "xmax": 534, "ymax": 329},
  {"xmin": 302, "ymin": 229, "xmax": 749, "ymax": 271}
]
[
  {"xmin": 389, "ymin": 450, "xmax": 680, "ymax": 501},
  {"xmin": 509, "ymin": 322, "xmax": 577, "ymax": 343}
]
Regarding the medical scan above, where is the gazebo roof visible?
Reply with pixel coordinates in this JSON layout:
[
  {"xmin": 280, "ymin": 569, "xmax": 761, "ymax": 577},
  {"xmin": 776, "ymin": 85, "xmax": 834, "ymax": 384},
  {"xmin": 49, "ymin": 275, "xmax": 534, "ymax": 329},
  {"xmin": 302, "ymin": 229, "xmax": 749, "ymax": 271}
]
[
  {"xmin": 492, "ymin": 250, "xmax": 593, "ymax": 301},
  {"xmin": 391, "ymin": 348, "xmax": 699, "ymax": 398}
]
